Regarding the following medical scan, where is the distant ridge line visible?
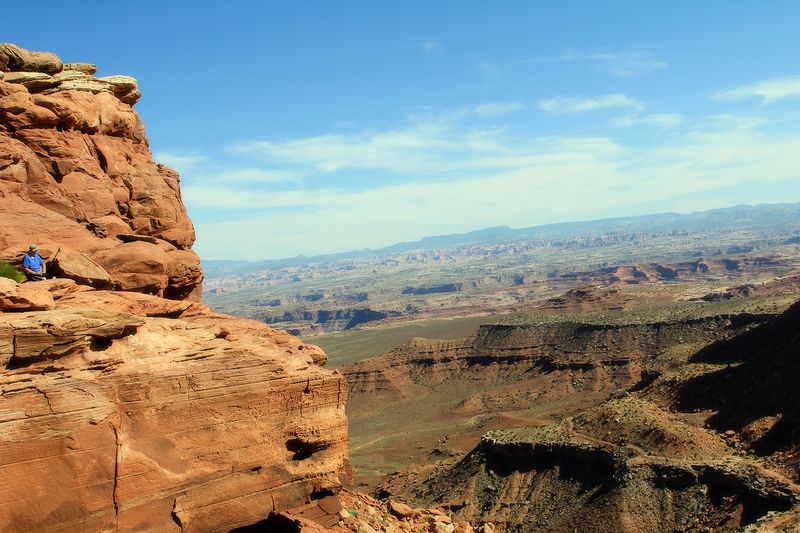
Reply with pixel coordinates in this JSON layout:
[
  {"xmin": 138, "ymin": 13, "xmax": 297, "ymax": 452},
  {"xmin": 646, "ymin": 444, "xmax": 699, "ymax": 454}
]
[{"xmin": 202, "ymin": 201, "xmax": 800, "ymax": 277}]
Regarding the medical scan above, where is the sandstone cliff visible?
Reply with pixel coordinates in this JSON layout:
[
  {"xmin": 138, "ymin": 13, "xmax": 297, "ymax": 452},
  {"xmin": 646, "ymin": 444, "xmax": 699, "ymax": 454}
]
[
  {"xmin": 0, "ymin": 45, "xmax": 350, "ymax": 532},
  {"xmin": 0, "ymin": 43, "xmax": 201, "ymax": 300}
]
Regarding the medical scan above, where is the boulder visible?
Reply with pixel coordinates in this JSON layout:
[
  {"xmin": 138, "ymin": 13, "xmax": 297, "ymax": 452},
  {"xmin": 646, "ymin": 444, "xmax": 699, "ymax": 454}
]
[
  {"xmin": 0, "ymin": 43, "xmax": 63, "ymax": 74},
  {"xmin": 2, "ymin": 71, "xmax": 59, "ymax": 92},
  {"xmin": 97, "ymin": 75, "xmax": 140, "ymax": 105},
  {"xmin": 97, "ymin": 75, "xmax": 137, "ymax": 92},
  {"xmin": 0, "ymin": 277, "xmax": 55, "ymax": 311},
  {"xmin": 92, "ymin": 241, "xmax": 169, "ymax": 294},
  {"xmin": 53, "ymin": 69, "xmax": 89, "ymax": 83},
  {"xmin": 389, "ymin": 500, "xmax": 415, "ymax": 519},
  {"xmin": 51, "ymin": 248, "xmax": 112, "ymax": 288},
  {"xmin": 34, "ymin": 278, "xmax": 80, "ymax": 300},
  {"xmin": 0, "ymin": 308, "xmax": 142, "ymax": 366},
  {"xmin": 56, "ymin": 289, "xmax": 193, "ymax": 317},
  {"xmin": 63, "ymin": 63, "xmax": 96, "ymax": 75},
  {"xmin": 93, "ymin": 242, "xmax": 170, "ymax": 277},
  {"xmin": 164, "ymin": 248, "xmax": 204, "ymax": 300}
]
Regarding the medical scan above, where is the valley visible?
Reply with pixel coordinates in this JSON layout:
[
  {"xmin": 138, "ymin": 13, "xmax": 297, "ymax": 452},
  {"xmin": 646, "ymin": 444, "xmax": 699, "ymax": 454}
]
[
  {"xmin": 339, "ymin": 282, "xmax": 800, "ymax": 531},
  {"xmin": 198, "ymin": 202, "xmax": 800, "ymax": 530},
  {"xmin": 203, "ymin": 203, "xmax": 800, "ymax": 338}
]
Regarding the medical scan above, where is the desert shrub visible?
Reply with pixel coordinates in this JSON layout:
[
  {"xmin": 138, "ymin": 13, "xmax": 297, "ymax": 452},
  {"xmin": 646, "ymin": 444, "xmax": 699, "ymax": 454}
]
[{"xmin": 0, "ymin": 262, "xmax": 25, "ymax": 283}]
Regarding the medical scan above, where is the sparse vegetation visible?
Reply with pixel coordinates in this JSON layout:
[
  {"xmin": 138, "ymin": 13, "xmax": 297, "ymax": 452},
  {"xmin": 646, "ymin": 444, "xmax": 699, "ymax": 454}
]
[
  {"xmin": 0, "ymin": 262, "xmax": 24, "ymax": 283},
  {"xmin": 488, "ymin": 295, "xmax": 795, "ymax": 327}
]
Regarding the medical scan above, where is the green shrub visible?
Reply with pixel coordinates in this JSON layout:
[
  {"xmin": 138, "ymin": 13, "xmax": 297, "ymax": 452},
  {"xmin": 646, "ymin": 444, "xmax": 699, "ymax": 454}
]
[{"xmin": 0, "ymin": 262, "xmax": 25, "ymax": 283}]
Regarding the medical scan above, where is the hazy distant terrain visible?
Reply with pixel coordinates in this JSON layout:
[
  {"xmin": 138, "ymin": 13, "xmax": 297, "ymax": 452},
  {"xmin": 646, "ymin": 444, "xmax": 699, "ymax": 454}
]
[{"xmin": 202, "ymin": 203, "xmax": 800, "ymax": 338}]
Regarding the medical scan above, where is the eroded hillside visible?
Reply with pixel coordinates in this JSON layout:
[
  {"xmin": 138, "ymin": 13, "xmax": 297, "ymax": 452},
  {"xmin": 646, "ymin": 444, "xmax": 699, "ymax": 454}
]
[{"xmin": 341, "ymin": 284, "xmax": 800, "ymax": 531}]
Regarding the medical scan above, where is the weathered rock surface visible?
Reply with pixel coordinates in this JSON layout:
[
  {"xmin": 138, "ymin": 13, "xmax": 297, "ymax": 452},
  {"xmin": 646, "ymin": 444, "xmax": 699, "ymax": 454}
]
[
  {"xmin": 410, "ymin": 301, "xmax": 800, "ymax": 532},
  {"xmin": 265, "ymin": 489, "xmax": 478, "ymax": 533},
  {"xmin": 0, "ymin": 277, "xmax": 55, "ymax": 311},
  {"xmin": 419, "ymin": 403, "xmax": 799, "ymax": 532},
  {"xmin": 0, "ymin": 44, "xmax": 350, "ymax": 533},
  {"xmin": 0, "ymin": 43, "xmax": 63, "ymax": 74},
  {"xmin": 0, "ymin": 296, "xmax": 349, "ymax": 532},
  {"xmin": 0, "ymin": 43, "xmax": 201, "ymax": 299}
]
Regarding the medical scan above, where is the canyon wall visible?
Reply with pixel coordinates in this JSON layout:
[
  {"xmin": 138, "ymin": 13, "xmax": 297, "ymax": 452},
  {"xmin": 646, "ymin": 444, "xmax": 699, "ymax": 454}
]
[
  {"xmin": 0, "ymin": 44, "xmax": 350, "ymax": 532},
  {"xmin": 343, "ymin": 310, "xmax": 770, "ymax": 404}
]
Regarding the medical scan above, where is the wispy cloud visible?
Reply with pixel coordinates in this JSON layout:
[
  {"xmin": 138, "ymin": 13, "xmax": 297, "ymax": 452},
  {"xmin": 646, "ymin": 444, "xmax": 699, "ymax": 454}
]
[
  {"xmin": 190, "ymin": 116, "xmax": 800, "ymax": 259},
  {"xmin": 192, "ymin": 168, "xmax": 296, "ymax": 184},
  {"xmin": 521, "ymin": 48, "xmax": 667, "ymax": 77},
  {"xmin": 474, "ymin": 101, "xmax": 525, "ymax": 117},
  {"xmin": 228, "ymin": 124, "xmax": 456, "ymax": 173},
  {"xmin": 612, "ymin": 113, "xmax": 683, "ymax": 128},
  {"xmin": 712, "ymin": 75, "xmax": 800, "ymax": 104},
  {"xmin": 417, "ymin": 40, "xmax": 442, "ymax": 55},
  {"xmin": 539, "ymin": 94, "xmax": 644, "ymax": 114},
  {"xmin": 154, "ymin": 152, "xmax": 206, "ymax": 172},
  {"xmin": 477, "ymin": 61, "xmax": 502, "ymax": 77},
  {"xmin": 181, "ymin": 95, "xmax": 800, "ymax": 260}
]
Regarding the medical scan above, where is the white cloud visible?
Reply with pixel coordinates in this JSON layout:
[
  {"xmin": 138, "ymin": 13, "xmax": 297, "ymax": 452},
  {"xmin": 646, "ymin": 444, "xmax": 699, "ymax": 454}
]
[
  {"xmin": 185, "ymin": 105, "xmax": 800, "ymax": 260},
  {"xmin": 474, "ymin": 102, "xmax": 525, "ymax": 117},
  {"xmin": 192, "ymin": 168, "xmax": 295, "ymax": 184},
  {"xmin": 477, "ymin": 61, "xmax": 502, "ymax": 77},
  {"xmin": 227, "ymin": 120, "xmax": 522, "ymax": 174},
  {"xmin": 563, "ymin": 50, "xmax": 668, "ymax": 77},
  {"xmin": 613, "ymin": 113, "xmax": 683, "ymax": 128},
  {"xmin": 417, "ymin": 40, "xmax": 442, "ymax": 55},
  {"xmin": 539, "ymin": 94, "xmax": 645, "ymax": 114},
  {"xmin": 712, "ymin": 75, "xmax": 800, "ymax": 104},
  {"xmin": 154, "ymin": 152, "xmax": 206, "ymax": 172},
  {"xmin": 521, "ymin": 49, "xmax": 667, "ymax": 77}
]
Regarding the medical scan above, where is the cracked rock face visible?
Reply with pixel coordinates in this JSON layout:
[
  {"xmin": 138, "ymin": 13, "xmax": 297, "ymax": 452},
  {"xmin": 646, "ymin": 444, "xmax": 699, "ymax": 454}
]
[
  {"xmin": 0, "ymin": 43, "xmax": 201, "ymax": 300},
  {"xmin": 0, "ymin": 44, "xmax": 349, "ymax": 532},
  {"xmin": 0, "ymin": 288, "xmax": 348, "ymax": 532}
]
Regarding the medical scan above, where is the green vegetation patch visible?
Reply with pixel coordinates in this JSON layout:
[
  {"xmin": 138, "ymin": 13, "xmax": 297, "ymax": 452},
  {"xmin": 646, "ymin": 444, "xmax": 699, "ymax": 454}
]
[{"xmin": 0, "ymin": 262, "xmax": 24, "ymax": 283}]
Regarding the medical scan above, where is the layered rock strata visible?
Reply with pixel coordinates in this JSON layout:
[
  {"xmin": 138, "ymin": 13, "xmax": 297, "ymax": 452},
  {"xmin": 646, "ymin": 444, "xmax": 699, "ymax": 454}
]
[
  {"xmin": 0, "ymin": 287, "xmax": 349, "ymax": 532},
  {"xmin": 418, "ymin": 402, "xmax": 799, "ymax": 532},
  {"xmin": 0, "ymin": 43, "xmax": 201, "ymax": 300},
  {"xmin": 413, "ymin": 301, "xmax": 800, "ymax": 531},
  {"xmin": 0, "ymin": 44, "xmax": 350, "ymax": 532},
  {"xmin": 343, "ymin": 308, "xmax": 771, "ymax": 403}
]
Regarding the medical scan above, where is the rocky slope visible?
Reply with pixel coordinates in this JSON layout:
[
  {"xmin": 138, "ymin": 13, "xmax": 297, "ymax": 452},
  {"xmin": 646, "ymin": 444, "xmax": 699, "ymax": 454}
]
[
  {"xmin": 0, "ymin": 43, "xmax": 202, "ymax": 300},
  {"xmin": 0, "ymin": 44, "xmax": 351, "ymax": 532},
  {"xmin": 341, "ymin": 302, "xmax": 777, "ymax": 493},
  {"xmin": 410, "ymin": 300, "xmax": 800, "ymax": 531}
]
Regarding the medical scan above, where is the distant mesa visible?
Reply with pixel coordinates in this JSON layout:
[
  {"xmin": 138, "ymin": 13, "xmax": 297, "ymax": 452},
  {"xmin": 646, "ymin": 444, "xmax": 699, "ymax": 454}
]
[{"xmin": 402, "ymin": 283, "xmax": 463, "ymax": 295}]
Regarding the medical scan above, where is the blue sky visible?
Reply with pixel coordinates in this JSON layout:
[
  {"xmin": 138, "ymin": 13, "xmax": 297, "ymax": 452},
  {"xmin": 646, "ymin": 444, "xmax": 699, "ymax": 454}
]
[{"xmin": 5, "ymin": 1, "xmax": 800, "ymax": 260}]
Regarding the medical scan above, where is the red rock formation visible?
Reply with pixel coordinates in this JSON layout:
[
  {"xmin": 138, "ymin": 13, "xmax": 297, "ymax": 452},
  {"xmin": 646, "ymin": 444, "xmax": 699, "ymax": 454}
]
[
  {"xmin": 0, "ymin": 288, "xmax": 349, "ymax": 531},
  {"xmin": 0, "ymin": 44, "xmax": 350, "ymax": 532},
  {"xmin": 0, "ymin": 43, "xmax": 201, "ymax": 300}
]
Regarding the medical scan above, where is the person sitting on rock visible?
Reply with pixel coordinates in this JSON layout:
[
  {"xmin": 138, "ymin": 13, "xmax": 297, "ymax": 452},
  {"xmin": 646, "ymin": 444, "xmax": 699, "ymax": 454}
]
[{"xmin": 22, "ymin": 244, "xmax": 49, "ymax": 281}]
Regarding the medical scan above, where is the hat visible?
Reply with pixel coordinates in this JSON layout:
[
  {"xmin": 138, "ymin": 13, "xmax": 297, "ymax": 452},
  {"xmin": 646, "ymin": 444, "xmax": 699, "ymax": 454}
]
[{"xmin": 29, "ymin": 244, "xmax": 39, "ymax": 251}]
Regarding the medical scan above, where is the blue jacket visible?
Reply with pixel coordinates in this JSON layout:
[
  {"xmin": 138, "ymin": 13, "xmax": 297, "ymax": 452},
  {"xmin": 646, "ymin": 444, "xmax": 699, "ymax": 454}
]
[{"xmin": 22, "ymin": 253, "xmax": 44, "ymax": 273}]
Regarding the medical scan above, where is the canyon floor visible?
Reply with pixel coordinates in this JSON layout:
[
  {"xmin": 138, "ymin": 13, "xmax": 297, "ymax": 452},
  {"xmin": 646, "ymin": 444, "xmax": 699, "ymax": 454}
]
[{"xmin": 327, "ymin": 262, "xmax": 800, "ymax": 531}]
